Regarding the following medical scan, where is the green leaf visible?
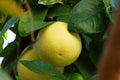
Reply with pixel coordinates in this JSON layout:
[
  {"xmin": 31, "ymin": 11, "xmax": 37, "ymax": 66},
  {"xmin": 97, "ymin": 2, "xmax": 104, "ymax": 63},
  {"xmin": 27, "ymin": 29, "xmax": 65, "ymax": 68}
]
[
  {"xmin": 0, "ymin": 69, "xmax": 12, "ymax": 80},
  {"xmin": 74, "ymin": 60, "xmax": 95, "ymax": 80},
  {"xmin": 103, "ymin": 0, "xmax": 113, "ymax": 21},
  {"xmin": 63, "ymin": 0, "xmax": 80, "ymax": 7},
  {"xmin": 24, "ymin": 21, "xmax": 52, "ymax": 33},
  {"xmin": 67, "ymin": 73, "xmax": 84, "ymax": 80},
  {"xmin": 68, "ymin": 0, "xmax": 106, "ymax": 34},
  {"xmin": 47, "ymin": 4, "xmax": 72, "ymax": 22},
  {"xmin": 81, "ymin": 34, "xmax": 104, "ymax": 66},
  {"xmin": 48, "ymin": 4, "xmax": 72, "ymax": 17},
  {"xmin": 0, "ymin": 17, "xmax": 19, "ymax": 37},
  {"xmin": 18, "ymin": 8, "xmax": 53, "ymax": 37},
  {"xmin": 2, "ymin": 32, "xmax": 7, "ymax": 39},
  {"xmin": 38, "ymin": 0, "xmax": 63, "ymax": 5},
  {"xmin": 0, "ymin": 42, "xmax": 17, "ymax": 57},
  {"xmin": 0, "ymin": 37, "xmax": 4, "ymax": 53},
  {"xmin": 49, "ymin": 76, "xmax": 61, "ymax": 80},
  {"xmin": 74, "ymin": 43, "xmax": 96, "ymax": 80},
  {"xmin": 20, "ymin": 60, "xmax": 66, "ymax": 80},
  {"xmin": 31, "ymin": 7, "xmax": 48, "ymax": 21},
  {"xmin": 103, "ymin": 0, "xmax": 111, "ymax": 8},
  {"xmin": 56, "ymin": 15, "xmax": 70, "ymax": 22}
]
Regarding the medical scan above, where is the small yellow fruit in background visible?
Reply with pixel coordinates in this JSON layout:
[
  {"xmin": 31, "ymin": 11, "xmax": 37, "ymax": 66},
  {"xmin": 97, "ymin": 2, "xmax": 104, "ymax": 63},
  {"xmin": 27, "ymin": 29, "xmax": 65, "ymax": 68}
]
[
  {"xmin": 17, "ymin": 45, "xmax": 64, "ymax": 80},
  {"xmin": 34, "ymin": 21, "xmax": 82, "ymax": 67},
  {"xmin": 17, "ymin": 46, "xmax": 50, "ymax": 80},
  {"xmin": 0, "ymin": 0, "xmax": 24, "ymax": 17}
]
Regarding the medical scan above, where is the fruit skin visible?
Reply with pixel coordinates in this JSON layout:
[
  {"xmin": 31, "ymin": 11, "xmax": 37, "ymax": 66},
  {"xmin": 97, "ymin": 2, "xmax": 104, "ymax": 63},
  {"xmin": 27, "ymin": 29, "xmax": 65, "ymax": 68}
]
[
  {"xmin": 17, "ymin": 46, "xmax": 50, "ymax": 80},
  {"xmin": 34, "ymin": 21, "xmax": 82, "ymax": 67}
]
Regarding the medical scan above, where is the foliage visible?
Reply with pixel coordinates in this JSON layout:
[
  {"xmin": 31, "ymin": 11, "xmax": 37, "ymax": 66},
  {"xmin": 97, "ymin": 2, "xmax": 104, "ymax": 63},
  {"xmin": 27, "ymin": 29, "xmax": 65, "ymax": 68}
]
[
  {"xmin": 0, "ymin": 69, "xmax": 12, "ymax": 80},
  {"xmin": 0, "ymin": 0, "xmax": 118, "ymax": 80},
  {"xmin": 68, "ymin": 0, "xmax": 106, "ymax": 34}
]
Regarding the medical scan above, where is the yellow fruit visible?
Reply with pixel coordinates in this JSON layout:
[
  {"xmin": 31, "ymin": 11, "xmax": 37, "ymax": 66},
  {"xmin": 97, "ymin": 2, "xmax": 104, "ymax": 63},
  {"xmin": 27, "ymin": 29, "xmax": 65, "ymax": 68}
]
[
  {"xmin": 0, "ymin": 0, "xmax": 24, "ymax": 17},
  {"xmin": 17, "ymin": 45, "xmax": 64, "ymax": 80},
  {"xmin": 34, "ymin": 21, "xmax": 82, "ymax": 67},
  {"xmin": 17, "ymin": 46, "xmax": 50, "ymax": 80}
]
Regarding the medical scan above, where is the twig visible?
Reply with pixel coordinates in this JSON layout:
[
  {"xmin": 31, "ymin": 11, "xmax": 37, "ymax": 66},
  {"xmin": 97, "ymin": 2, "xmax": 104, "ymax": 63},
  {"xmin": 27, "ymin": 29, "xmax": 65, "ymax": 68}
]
[{"xmin": 25, "ymin": 0, "xmax": 35, "ymax": 42}]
